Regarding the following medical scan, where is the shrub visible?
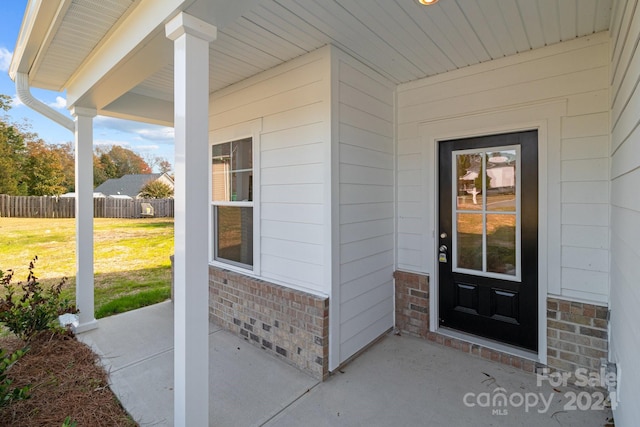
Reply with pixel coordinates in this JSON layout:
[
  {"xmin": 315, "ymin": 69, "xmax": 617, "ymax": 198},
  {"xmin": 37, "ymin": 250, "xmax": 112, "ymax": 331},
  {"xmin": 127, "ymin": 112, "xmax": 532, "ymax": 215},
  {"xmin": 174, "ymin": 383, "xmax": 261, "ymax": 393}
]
[
  {"xmin": 139, "ymin": 180, "xmax": 173, "ymax": 199},
  {"xmin": 0, "ymin": 257, "xmax": 78, "ymax": 341},
  {"xmin": 0, "ymin": 347, "xmax": 30, "ymax": 408}
]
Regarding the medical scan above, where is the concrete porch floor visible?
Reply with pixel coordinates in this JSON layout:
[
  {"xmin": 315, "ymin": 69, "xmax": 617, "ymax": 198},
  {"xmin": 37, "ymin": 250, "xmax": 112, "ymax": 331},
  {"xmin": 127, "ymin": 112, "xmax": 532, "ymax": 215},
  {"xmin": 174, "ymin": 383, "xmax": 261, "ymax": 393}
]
[{"xmin": 78, "ymin": 301, "xmax": 612, "ymax": 427}]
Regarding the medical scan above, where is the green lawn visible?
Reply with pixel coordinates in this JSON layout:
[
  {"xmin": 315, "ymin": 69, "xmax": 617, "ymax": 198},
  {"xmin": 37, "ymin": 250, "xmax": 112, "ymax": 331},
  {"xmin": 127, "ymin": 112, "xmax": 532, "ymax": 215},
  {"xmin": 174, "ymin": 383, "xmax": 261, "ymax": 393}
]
[{"xmin": 0, "ymin": 217, "xmax": 174, "ymax": 318}]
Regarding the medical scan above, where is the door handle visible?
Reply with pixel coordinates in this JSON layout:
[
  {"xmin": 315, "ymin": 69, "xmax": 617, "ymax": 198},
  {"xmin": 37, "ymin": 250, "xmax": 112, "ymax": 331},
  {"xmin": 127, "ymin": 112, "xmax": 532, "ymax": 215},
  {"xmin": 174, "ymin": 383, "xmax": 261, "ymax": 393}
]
[{"xmin": 439, "ymin": 245, "xmax": 447, "ymax": 253}]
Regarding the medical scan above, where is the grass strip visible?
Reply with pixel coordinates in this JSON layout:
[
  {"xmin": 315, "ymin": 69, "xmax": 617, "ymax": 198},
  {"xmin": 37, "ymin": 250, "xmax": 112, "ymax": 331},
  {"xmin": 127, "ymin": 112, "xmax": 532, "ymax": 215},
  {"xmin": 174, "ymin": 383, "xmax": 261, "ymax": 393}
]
[{"xmin": 95, "ymin": 288, "xmax": 171, "ymax": 319}]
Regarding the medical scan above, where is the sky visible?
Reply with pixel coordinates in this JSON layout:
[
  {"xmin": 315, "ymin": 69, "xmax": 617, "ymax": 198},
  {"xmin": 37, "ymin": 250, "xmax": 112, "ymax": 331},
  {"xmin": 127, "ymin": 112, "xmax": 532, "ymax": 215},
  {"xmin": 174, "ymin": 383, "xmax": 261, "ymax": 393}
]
[{"xmin": 0, "ymin": 0, "xmax": 175, "ymax": 171}]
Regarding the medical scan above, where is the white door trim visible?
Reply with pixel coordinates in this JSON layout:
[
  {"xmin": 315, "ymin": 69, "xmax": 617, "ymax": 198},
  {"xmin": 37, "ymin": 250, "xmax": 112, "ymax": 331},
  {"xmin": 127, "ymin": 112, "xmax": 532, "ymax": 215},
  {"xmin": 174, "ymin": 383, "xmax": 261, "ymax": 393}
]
[{"xmin": 418, "ymin": 99, "xmax": 568, "ymax": 364}]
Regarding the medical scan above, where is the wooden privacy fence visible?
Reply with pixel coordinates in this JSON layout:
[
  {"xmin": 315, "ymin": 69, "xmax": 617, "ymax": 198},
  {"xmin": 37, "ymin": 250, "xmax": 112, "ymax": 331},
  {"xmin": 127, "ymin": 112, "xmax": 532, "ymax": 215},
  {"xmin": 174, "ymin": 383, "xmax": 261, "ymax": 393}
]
[{"xmin": 0, "ymin": 195, "xmax": 174, "ymax": 218}]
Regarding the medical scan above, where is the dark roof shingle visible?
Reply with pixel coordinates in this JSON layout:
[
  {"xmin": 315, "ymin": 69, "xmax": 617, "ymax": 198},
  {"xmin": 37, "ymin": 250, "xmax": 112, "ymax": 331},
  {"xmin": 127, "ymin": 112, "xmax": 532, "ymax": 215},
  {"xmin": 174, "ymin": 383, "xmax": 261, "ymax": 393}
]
[{"xmin": 94, "ymin": 174, "xmax": 163, "ymax": 197}]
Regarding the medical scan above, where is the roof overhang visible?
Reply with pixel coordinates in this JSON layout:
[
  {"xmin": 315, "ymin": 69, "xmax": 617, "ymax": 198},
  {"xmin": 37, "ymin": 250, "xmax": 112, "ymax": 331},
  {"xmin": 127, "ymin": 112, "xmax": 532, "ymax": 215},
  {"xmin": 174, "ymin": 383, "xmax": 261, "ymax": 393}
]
[
  {"xmin": 9, "ymin": 0, "xmax": 614, "ymax": 127},
  {"xmin": 9, "ymin": 0, "xmax": 67, "ymax": 84}
]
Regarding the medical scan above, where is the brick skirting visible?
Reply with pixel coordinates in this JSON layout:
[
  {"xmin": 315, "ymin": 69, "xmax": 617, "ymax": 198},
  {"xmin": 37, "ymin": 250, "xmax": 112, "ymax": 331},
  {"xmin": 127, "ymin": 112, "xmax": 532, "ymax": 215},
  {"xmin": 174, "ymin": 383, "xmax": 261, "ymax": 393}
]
[
  {"xmin": 394, "ymin": 270, "xmax": 609, "ymax": 375},
  {"xmin": 394, "ymin": 270, "xmax": 430, "ymax": 337},
  {"xmin": 546, "ymin": 298, "xmax": 608, "ymax": 373},
  {"xmin": 209, "ymin": 266, "xmax": 329, "ymax": 380}
]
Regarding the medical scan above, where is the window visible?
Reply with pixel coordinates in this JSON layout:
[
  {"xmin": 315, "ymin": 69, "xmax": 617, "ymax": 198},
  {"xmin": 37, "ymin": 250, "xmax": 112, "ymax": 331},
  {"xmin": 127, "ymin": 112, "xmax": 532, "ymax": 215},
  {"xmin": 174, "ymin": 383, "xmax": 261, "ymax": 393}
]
[
  {"xmin": 452, "ymin": 145, "xmax": 521, "ymax": 281},
  {"xmin": 211, "ymin": 137, "xmax": 253, "ymax": 268}
]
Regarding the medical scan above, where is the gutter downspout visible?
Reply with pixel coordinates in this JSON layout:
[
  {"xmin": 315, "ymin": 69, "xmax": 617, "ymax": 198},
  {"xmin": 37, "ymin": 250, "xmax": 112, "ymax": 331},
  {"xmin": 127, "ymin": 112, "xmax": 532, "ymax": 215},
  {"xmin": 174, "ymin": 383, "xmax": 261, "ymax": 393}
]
[{"xmin": 15, "ymin": 72, "xmax": 74, "ymax": 133}]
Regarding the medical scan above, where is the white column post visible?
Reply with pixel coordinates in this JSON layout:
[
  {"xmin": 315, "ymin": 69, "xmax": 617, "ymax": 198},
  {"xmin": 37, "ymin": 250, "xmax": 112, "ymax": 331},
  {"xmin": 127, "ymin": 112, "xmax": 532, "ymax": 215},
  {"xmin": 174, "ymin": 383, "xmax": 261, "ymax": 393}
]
[
  {"xmin": 166, "ymin": 13, "xmax": 217, "ymax": 427},
  {"xmin": 70, "ymin": 106, "xmax": 98, "ymax": 332}
]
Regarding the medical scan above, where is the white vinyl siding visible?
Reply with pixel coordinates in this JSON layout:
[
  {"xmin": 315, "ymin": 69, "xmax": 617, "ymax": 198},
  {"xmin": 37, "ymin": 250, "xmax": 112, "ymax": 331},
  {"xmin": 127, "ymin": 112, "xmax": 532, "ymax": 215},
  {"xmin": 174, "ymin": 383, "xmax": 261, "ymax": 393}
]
[
  {"xmin": 210, "ymin": 46, "xmax": 396, "ymax": 368},
  {"xmin": 209, "ymin": 47, "xmax": 331, "ymax": 295},
  {"xmin": 560, "ymin": 108, "xmax": 610, "ymax": 301},
  {"xmin": 335, "ymin": 50, "xmax": 395, "ymax": 364},
  {"xmin": 609, "ymin": 0, "xmax": 640, "ymax": 424},
  {"xmin": 396, "ymin": 32, "xmax": 610, "ymax": 304}
]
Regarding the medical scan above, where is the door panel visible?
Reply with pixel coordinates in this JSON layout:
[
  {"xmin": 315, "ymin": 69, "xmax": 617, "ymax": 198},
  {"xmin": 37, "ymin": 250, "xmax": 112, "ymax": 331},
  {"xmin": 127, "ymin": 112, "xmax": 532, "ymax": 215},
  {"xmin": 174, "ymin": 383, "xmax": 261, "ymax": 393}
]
[{"xmin": 438, "ymin": 131, "xmax": 538, "ymax": 351}]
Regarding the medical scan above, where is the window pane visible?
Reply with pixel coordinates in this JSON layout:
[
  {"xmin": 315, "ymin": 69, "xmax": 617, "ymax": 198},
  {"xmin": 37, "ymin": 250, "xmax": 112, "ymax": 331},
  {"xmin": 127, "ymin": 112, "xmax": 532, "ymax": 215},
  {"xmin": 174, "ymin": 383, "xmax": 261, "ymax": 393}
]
[
  {"xmin": 231, "ymin": 138, "xmax": 252, "ymax": 171},
  {"xmin": 212, "ymin": 142, "xmax": 230, "ymax": 159},
  {"xmin": 212, "ymin": 138, "xmax": 253, "ymax": 202},
  {"xmin": 486, "ymin": 214, "xmax": 516, "ymax": 275},
  {"xmin": 216, "ymin": 206, "xmax": 253, "ymax": 266},
  {"xmin": 457, "ymin": 213, "xmax": 483, "ymax": 271},
  {"xmin": 456, "ymin": 153, "xmax": 483, "ymax": 210},
  {"xmin": 212, "ymin": 156, "xmax": 230, "ymax": 202},
  {"xmin": 231, "ymin": 171, "xmax": 252, "ymax": 201},
  {"xmin": 212, "ymin": 142, "xmax": 231, "ymax": 202},
  {"xmin": 486, "ymin": 149, "xmax": 516, "ymax": 212}
]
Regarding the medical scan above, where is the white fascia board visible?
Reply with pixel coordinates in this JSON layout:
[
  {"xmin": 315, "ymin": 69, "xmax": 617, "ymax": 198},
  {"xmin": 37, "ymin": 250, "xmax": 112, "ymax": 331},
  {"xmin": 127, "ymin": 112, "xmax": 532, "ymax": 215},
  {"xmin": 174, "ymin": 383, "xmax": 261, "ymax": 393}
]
[
  {"xmin": 66, "ymin": 0, "xmax": 188, "ymax": 108},
  {"xmin": 9, "ymin": 0, "xmax": 67, "ymax": 83}
]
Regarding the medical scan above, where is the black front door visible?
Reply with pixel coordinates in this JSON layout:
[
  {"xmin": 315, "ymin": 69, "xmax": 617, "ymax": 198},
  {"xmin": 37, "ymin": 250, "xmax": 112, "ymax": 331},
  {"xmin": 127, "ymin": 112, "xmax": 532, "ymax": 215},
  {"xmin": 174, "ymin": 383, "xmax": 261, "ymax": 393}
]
[{"xmin": 438, "ymin": 131, "xmax": 538, "ymax": 351}]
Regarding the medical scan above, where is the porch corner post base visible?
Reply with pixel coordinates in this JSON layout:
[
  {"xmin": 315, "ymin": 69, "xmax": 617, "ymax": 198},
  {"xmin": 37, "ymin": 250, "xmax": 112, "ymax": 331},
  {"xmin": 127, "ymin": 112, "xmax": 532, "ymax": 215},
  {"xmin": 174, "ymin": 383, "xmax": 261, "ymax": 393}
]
[
  {"xmin": 74, "ymin": 319, "xmax": 98, "ymax": 334},
  {"xmin": 166, "ymin": 12, "xmax": 217, "ymax": 427}
]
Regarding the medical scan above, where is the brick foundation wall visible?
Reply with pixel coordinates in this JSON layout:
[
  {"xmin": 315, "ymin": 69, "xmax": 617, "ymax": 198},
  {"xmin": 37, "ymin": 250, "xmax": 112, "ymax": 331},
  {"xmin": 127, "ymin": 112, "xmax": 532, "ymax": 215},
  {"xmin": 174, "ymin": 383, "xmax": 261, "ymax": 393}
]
[
  {"xmin": 394, "ymin": 270, "xmax": 430, "ymax": 338},
  {"xmin": 394, "ymin": 271, "xmax": 609, "ymax": 375},
  {"xmin": 546, "ymin": 298, "xmax": 608, "ymax": 373},
  {"xmin": 209, "ymin": 266, "xmax": 329, "ymax": 380}
]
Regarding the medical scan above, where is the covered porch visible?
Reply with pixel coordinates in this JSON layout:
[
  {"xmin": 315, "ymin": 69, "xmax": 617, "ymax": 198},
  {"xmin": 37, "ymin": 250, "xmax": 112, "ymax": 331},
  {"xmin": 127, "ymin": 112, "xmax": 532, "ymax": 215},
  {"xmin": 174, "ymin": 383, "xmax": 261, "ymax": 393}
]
[
  {"xmin": 10, "ymin": 0, "xmax": 639, "ymax": 425},
  {"xmin": 79, "ymin": 301, "xmax": 611, "ymax": 426}
]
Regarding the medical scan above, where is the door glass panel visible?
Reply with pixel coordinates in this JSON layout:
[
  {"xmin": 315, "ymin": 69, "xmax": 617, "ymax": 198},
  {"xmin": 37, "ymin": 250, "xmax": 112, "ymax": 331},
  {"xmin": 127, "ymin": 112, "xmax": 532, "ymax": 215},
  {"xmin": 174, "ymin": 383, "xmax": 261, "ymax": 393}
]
[
  {"xmin": 486, "ymin": 214, "xmax": 516, "ymax": 275},
  {"xmin": 456, "ymin": 153, "xmax": 483, "ymax": 211},
  {"xmin": 456, "ymin": 213, "xmax": 483, "ymax": 271},
  {"xmin": 486, "ymin": 149, "xmax": 516, "ymax": 212},
  {"xmin": 452, "ymin": 145, "xmax": 520, "ymax": 281}
]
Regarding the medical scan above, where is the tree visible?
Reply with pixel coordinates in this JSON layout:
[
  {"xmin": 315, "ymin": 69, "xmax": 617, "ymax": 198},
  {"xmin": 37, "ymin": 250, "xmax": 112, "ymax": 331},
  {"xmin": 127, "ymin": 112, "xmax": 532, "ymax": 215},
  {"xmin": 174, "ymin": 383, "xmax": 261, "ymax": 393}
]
[
  {"xmin": 142, "ymin": 154, "xmax": 172, "ymax": 175},
  {"xmin": 93, "ymin": 154, "xmax": 108, "ymax": 187},
  {"xmin": 138, "ymin": 180, "xmax": 174, "ymax": 199},
  {"xmin": 105, "ymin": 145, "xmax": 151, "ymax": 177},
  {"xmin": 0, "ymin": 97, "xmax": 28, "ymax": 195},
  {"xmin": 0, "ymin": 127, "xmax": 27, "ymax": 195},
  {"xmin": 93, "ymin": 145, "xmax": 151, "ymax": 187},
  {"xmin": 142, "ymin": 154, "xmax": 171, "ymax": 173},
  {"xmin": 23, "ymin": 140, "xmax": 75, "ymax": 196},
  {"xmin": 54, "ymin": 142, "xmax": 75, "ymax": 192},
  {"xmin": 98, "ymin": 152, "xmax": 117, "ymax": 179},
  {"xmin": 0, "ymin": 95, "xmax": 11, "ymax": 112},
  {"xmin": 93, "ymin": 145, "xmax": 152, "ymax": 187},
  {"xmin": 0, "ymin": 94, "xmax": 76, "ymax": 196},
  {"xmin": 158, "ymin": 159, "xmax": 172, "ymax": 174}
]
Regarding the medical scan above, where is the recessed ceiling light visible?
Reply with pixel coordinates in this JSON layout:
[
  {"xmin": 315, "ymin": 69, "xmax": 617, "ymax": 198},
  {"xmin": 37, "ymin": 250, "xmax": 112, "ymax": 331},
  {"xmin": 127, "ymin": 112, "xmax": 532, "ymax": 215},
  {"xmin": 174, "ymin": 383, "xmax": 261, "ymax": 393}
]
[{"xmin": 417, "ymin": 0, "xmax": 439, "ymax": 5}]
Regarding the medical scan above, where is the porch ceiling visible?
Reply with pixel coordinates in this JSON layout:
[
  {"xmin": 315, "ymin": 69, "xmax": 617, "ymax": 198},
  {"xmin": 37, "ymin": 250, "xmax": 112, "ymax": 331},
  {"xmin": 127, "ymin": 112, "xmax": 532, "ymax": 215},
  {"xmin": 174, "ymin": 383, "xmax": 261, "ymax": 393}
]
[{"xmin": 16, "ymin": 0, "xmax": 613, "ymax": 124}]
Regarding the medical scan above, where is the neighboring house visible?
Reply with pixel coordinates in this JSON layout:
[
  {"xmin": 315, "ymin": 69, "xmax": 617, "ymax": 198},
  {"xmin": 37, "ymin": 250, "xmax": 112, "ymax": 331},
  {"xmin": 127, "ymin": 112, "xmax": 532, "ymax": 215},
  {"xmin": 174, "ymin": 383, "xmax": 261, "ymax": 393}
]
[
  {"xmin": 9, "ymin": 1, "xmax": 638, "ymax": 426},
  {"xmin": 94, "ymin": 173, "xmax": 174, "ymax": 199}
]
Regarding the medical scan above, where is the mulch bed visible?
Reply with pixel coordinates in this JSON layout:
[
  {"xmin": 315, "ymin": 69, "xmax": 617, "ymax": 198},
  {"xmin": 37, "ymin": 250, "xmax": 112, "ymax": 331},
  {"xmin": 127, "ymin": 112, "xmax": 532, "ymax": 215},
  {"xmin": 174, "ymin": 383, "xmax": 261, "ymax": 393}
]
[{"xmin": 0, "ymin": 332, "xmax": 137, "ymax": 427}]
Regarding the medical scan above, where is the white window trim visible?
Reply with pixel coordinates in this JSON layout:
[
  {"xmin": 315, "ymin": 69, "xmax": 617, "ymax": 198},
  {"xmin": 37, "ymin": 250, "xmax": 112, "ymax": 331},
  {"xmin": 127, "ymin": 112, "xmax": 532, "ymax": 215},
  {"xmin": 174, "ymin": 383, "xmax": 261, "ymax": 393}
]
[{"xmin": 209, "ymin": 118, "xmax": 262, "ymax": 275}]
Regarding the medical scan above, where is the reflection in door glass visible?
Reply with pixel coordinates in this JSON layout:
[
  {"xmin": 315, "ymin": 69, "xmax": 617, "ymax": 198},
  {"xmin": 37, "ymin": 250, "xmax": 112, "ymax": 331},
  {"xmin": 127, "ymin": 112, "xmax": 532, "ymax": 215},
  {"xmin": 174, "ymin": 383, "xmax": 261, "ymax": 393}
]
[
  {"xmin": 486, "ymin": 214, "xmax": 516, "ymax": 275},
  {"xmin": 486, "ymin": 150, "xmax": 516, "ymax": 212},
  {"xmin": 456, "ymin": 213, "xmax": 483, "ymax": 271},
  {"xmin": 452, "ymin": 145, "xmax": 520, "ymax": 280},
  {"xmin": 456, "ymin": 153, "xmax": 483, "ymax": 211}
]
